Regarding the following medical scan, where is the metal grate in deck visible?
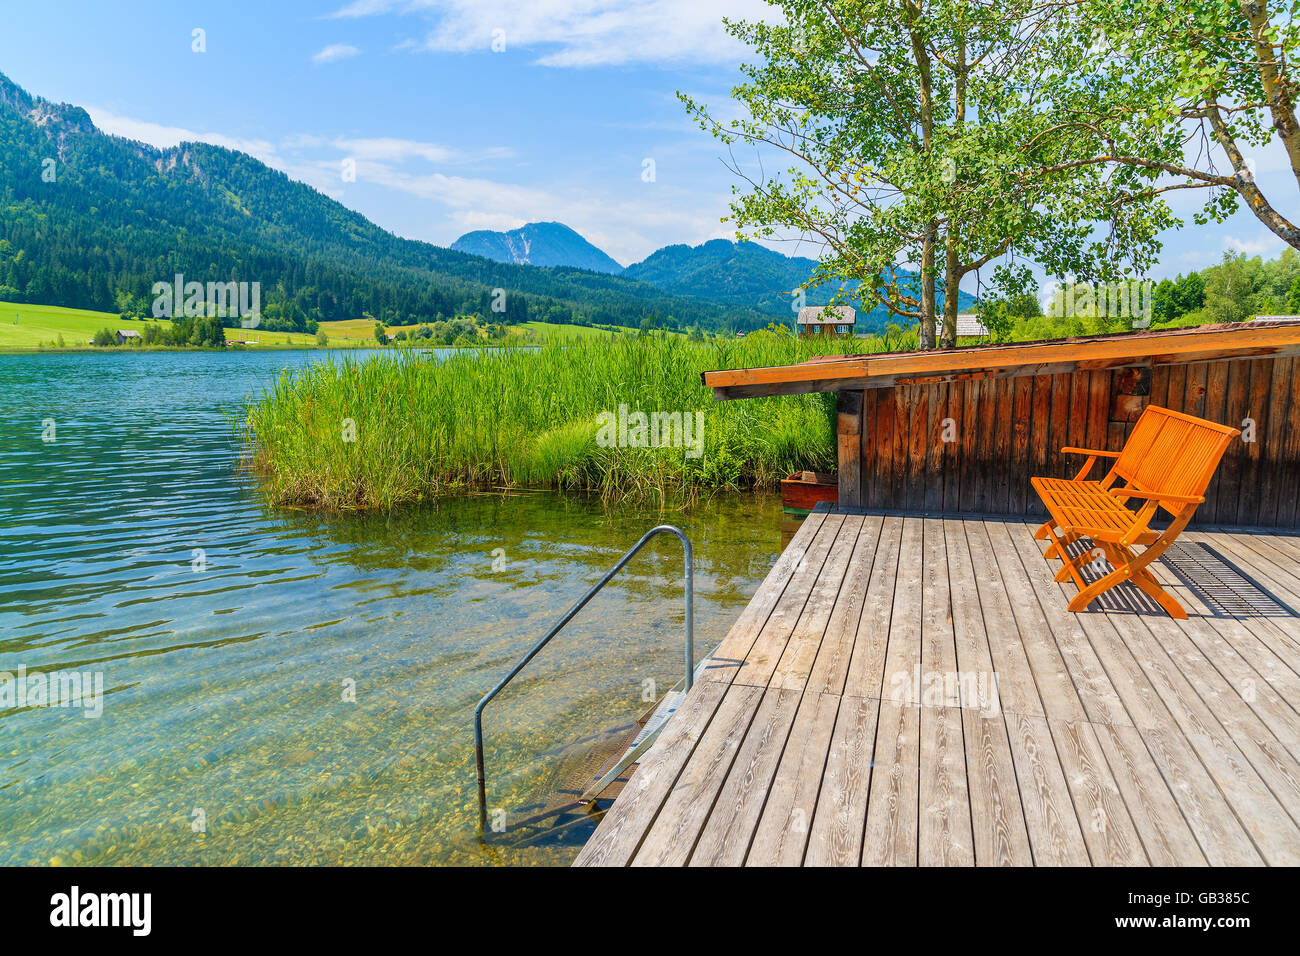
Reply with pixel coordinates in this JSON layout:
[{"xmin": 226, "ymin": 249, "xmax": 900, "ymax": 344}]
[{"xmin": 1163, "ymin": 541, "xmax": 1297, "ymax": 618}]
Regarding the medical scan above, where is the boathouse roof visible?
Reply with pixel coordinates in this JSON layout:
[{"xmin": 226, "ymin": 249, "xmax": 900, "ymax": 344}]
[{"xmin": 704, "ymin": 321, "xmax": 1300, "ymax": 399}]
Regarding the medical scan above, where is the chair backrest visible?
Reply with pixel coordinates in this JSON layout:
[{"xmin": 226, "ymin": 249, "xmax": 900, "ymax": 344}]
[{"xmin": 1109, "ymin": 405, "xmax": 1240, "ymax": 513}]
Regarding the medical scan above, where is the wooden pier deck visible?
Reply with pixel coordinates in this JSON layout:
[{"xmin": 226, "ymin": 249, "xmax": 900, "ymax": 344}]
[{"xmin": 574, "ymin": 507, "xmax": 1300, "ymax": 866}]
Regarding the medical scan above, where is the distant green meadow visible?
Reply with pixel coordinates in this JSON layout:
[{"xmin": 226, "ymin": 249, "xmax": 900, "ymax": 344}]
[
  {"xmin": 0, "ymin": 301, "xmax": 377, "ymax": 350},
  {"xmin": 243, "ymin": 330, "xmax": 916, "ymax": 510},
  {"xmin": 0, "ymin": 301, "xmax": 644, "ymax": 351}
]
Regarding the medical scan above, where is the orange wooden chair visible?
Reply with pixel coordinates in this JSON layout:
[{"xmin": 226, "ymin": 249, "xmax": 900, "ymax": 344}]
[{"xmin": 1031, "ymin": 405, "xmax": 1240, "ymax": 619}]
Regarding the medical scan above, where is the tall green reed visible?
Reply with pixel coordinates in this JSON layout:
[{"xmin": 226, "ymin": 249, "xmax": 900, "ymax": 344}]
[{"xmin": 243, "ymin": 330, "xmax": 909, "ymax": 510}]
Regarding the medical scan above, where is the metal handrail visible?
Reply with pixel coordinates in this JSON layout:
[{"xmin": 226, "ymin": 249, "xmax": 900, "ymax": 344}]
[{"xmin": 473, "ymin": 525, "xmax": 693, "ymax": 833}]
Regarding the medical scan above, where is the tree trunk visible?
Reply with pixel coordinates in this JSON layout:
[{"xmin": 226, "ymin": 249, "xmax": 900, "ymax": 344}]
[
  {"xmin": 939, "ymin": 30, "xmax": 967, "ymax": 350},
  {"xmin": 919, "ymin": 226, "xmax": 937, "ymax": 349},
  {"xmin": 941, "ymin": 233, "xmax": 960, "ymax": 348},
  {"xmin": 906, "ymin": 0, "xmax": 937, "ymax": 348},
  {"xmin": 1240, "ymin": 1, "xmax": 1300, "ymax": 190},
  {"xmin": 1207, "ymin": 102, "xmax": 1300, "ymax": 249}
]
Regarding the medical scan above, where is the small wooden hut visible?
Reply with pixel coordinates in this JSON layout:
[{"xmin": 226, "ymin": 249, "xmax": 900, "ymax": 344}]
[{"xmin": 796, "ymin": 305, "xmax": 856, "ymax": 338}]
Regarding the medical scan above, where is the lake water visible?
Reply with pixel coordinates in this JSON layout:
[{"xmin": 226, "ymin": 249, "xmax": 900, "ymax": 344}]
[{"xmin": 0, "ymin": 349, "xmax": 789, "ymax": 865}]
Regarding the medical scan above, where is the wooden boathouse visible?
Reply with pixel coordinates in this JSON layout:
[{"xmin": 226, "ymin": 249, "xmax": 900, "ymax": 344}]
[
  {"xmin": 574, "ymin": 321, "xmax": 1300, "ymax": 867},
  {"xmin": 709, "ymin": 321, "xmax": 1300, "ymax": 527}
]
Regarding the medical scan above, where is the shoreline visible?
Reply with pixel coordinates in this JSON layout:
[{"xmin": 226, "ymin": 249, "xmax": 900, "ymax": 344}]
[{"xmin": 0, "ymin": 341, "xmax": 561, "ymax": 355}]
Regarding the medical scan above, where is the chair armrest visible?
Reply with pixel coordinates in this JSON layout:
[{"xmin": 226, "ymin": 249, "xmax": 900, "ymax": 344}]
[
  {"xmin": 1108, "ymin": 488, "xmax": 1204, "ymax": 504},
  {"xmin": 1061, "ymin": 446, "xmax": 1121, "ymax": 458},
  {"xmin": 1063, "ymin": 446, "xmax": 1120, "ymax": 481}
]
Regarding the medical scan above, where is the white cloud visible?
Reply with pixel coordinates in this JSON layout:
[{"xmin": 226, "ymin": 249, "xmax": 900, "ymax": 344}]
[
  {"xmin": 350, "ymin": 162, "xmax": 729, "ymax": 262},
  {"xmin": 81, "ymin": 109, "xmax": 356, "ymax": 199},
  {"xmin": 281, "ymin": 133, "xmax": 329, "ymax": 150},
  {"xmin": 1177, "ymin": 249, "xmax": 1217, "ymax": 267},
  {"xmin": 1224, "ymin": 233, "xmax": 1285, "ymax": 256},
  {"xmin": 81, "ymin": 103, "xmax": 730, "ymax": 263},
  {"xmin": 83, "ymin": 106, "xmax": 283, "ymax": 167},
  {"xmin": 333, "ymin": 136, "xmax": 455, "ymax": 163},
  {"xmin": 329, "ymin": 0, "xmax": 401, "ymax": 16},
  {"xmin": 312, "ymin": 43, "xmax": 362, "ymax": 64},
  {"xmin": 279, "ymin": 134, "xmax": 514, "ymax": 165},
  {"xmin": 329, "ymin": 0, "xmax": 770, "ymax": 67}
]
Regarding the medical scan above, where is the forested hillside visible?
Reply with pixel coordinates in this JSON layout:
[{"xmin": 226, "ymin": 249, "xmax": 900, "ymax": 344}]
[
  {"xmin": 0, "ymin": 72, "xmax": 768, "ymax": 334},
  {"xmin": 624, "ymin": 238, "xmax": 976, "ymax": 331}
]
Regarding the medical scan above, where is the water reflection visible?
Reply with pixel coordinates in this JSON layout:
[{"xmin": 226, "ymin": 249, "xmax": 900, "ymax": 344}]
[{"xmin": 0, "ymin": 351, "xmax": 786, "ymax": 865}]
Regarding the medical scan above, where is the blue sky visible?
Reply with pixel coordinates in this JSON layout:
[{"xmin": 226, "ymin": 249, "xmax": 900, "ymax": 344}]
[{"xmin": 0, "ymin": 0, "xmax": 1293, "ymax": 292}]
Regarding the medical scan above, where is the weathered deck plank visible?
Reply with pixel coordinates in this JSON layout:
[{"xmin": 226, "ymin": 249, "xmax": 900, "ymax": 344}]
[
  {"xmin": 714, "ymin": 513, "xmax": 845, "ymax": 688},
  {"xmin": 629, "ymin": 683, "xmax": 763, "ymax": 866},
  {"xmin": 745, "ymin": 690, "xmax": 841, "ymax": 866},
  {"xmin": 804, "ymin": 694, "xmax": 879, "ymax": 866},
  {"xmin": 919, "ymin": 704, "xmax": 974, "ymax": 866},
  {"xmin": 861, "ymin": 699, "xmax": 920, "ymax": 866},
  {"xmin": 688, "ymin": 687, "xmax": 802, "ymax": 867},
  {"xmin": 576, "ymin": 513, "xmax": 1300, "ymax": 867},
  {"xmin": 572, "ymin": 680, "xmax": 729, "ymax": 866}
]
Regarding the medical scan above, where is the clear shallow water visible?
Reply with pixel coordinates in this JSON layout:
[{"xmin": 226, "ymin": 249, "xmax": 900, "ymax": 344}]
[{"xmin": 0, "ymin": 350, "xmax": 789, "ymax": 865}]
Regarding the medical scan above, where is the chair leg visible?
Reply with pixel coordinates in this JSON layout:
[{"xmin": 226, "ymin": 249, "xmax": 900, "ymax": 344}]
[
  {"xmin": 1067, "ymin": 542, "xmax": 1188, "ymax": 620},
  {"xmin": 1044, "ymin": 530, "xmax": 1081, "ymax": 560},
  {"xmin": 1099, "ymin": 541, "xmax": 1188, "ymax": 620},
  {"xmin": 1123, "ymin": 562, "xmax": 1188, "ymax": 620},
  {"xmin": 1055, "ymin": 545, "xmax": 1100, "ymax": 582},
  {"xmin": 1041, "ymin": 525, "xmax": 1091, "ymax": 592},
  {"xmin": 1033, "ymin": 520, "xmax": 1056, "ymax": 541},
  {"xmin": 1067, "ymin": 565, "xmax": 1129, "ymax": 613}
]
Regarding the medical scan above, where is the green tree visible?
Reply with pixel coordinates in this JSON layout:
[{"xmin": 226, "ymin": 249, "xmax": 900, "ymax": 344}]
[
  {"xmin": 1153, "ymin": 278, "xmax": 1178, "ymax": 322},
  {"xmin": 373, "ymin": 321, "xmax": 387, "ymax": 345},
  {"xmin": 1069, "ymin": 0, "xmax": 1300, "ymax": 249},
  {"xmin": 315, "ymin": 329, "xmax": 329, "ymax": 348},
  {"xmin": 1288, "ymin": 276, "xmax": 1300, "ymax": 315},
  {"xmin": 682, "ymin": 0, "xmax": 1172, "ymax": 349},
  {"xmin": 1203, "ymin": 253, "xmax": 1259, "ymax": 324},
  {"xmin": 1173, "ymin": 271, "xmax": 1207, "ymax": 318}
]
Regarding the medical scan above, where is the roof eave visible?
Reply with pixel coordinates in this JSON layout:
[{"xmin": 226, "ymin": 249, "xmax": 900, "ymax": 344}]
[{"xmin": 702, "ymin": 324, "xmax": 1300, "ymax": 400}]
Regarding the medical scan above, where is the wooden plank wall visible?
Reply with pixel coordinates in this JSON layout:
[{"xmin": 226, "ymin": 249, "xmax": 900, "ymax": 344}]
[{"xmin": 841, "ymin": 355, "xmax": 1300, "ymax": 527}]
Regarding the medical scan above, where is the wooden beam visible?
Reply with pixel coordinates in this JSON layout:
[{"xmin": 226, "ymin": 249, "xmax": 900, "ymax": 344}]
[
  {"xmin": 837, "ymin": 390, "xmax": 863, "ymax": 508},
  {"xmin": 704, "ymin": 324, "xmax": 1300, "ymax": 400}
]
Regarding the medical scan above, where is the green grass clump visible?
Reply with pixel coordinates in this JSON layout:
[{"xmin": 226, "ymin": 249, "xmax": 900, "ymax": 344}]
[{"xmin": 242, "ymin": 329, "xmax": 914, "ymax": 510}]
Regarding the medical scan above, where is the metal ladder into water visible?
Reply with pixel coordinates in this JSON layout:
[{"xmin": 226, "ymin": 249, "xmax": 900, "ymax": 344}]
[{"xmin": 473, "ymin": 525, "xmax": 695, "ymax": 833}]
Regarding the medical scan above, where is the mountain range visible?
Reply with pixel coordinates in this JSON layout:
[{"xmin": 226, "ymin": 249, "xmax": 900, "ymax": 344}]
[
  {"xmin": 455, "ymin": 228, "xmax": 977, "ymax": 327},
  {"xmin": 625, "ymin": 239, "xmax": 979, "ymax": 318},
  {"xmin": 0, "ymin": 70, "xmax": 968, "ymax": 335},
  {"xmin": 452, "ymin": 222, "xmax": 624, "ymax": 274}
]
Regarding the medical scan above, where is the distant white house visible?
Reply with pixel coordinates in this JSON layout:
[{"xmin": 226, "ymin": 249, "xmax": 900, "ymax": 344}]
[
  {"xmin": 796, "ymin": 305, "xmax": 856, "ymax": 337},
  {"xmin": 955, "ymin": 313, "xmax": 988, "ymax": 338}
]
